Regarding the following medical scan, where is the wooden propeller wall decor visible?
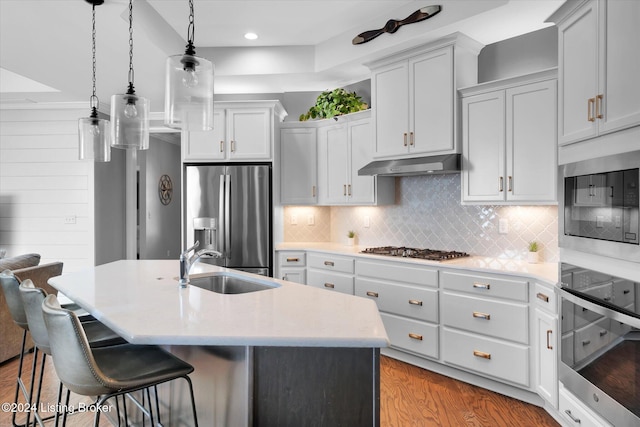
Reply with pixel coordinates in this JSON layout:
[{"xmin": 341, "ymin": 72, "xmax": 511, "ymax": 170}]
[{"xmin": 352, "ymin": 5, "xmax": 442, "ymax": 45}]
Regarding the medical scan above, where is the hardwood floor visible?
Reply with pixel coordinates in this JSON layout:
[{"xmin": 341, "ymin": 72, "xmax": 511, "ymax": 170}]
[{"xmin": 0, "ymin": 351, "xmax": 559, "ymax": 426}]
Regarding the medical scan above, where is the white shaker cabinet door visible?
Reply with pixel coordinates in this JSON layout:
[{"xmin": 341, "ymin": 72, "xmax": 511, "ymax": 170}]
[
  {"xmin": 373, "ymin": 62, "xmax": 410, "ymax": 158},
  {"xmin": 462, "ymin": 90, "xmax": 505, "ymax": 202},
  {"xmin": 348, "ymin": 118, "xmax": 376, "ymax": 204},
  {"xmin": 280, "ymin": 128, "xmax": 317, "ymax": 205},
  {"xmin": 227, "ymin": 108, "xmax": 271, "ymax": 160}
]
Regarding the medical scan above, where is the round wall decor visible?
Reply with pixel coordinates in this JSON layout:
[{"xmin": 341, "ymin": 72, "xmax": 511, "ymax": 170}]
[{"xmin": 158, "ymin": 174, "xmax": 173, "ymax": 205}]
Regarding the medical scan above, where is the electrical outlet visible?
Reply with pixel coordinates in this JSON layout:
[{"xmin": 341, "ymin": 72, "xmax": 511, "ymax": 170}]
[
  {"xmin": 364, "ymin": 216, "xmax": 370, "ymax": 228},
  {"xmin": 64, "ymin": 215, "xmax": 76, "ymax": 224},
  {"xmin": 307, "ymin": 214, "xmax": 315, "ymax": 226},
  {"xmin": 498, "ymin": 218, "xmax": 508, "ymax": 234},
  {"xmin": 290, "ymin": 214, "xmax": 298, "ymax": 225}
]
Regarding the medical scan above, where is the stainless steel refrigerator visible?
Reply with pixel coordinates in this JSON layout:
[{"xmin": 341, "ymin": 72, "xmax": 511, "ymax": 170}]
[{"xmin": 184, "ymin": 164, "xmax": 272, "ymax": 276}]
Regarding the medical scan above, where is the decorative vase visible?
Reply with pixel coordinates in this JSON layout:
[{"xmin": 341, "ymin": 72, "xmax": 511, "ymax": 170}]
[
  {"xmin": 347, "ymin": 237, "xmax": 355, "ymax": 246},
  {"xmin": 527, "ymin": 252, "xmax": 540, "ymax": 264}
]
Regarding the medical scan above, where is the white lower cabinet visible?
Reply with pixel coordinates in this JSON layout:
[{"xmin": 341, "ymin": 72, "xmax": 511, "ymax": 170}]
[
  {"xmin": 276, "ymin": 251, "xmax": 306, "ymax": 284},
  {"xmin": 306, "ymin": 253, "xmax": 354, "ymax": 295},
  {"xmin": 533, "ymin": 282, "xmax": 558, "ymax": 408},
  {"xmin": 380, "ymin": 313, "xmax": 439, "ymax": 359},
  {"xmin": 442, "ymin": 327, "xmax": 529, "ymax": 387},
  {"xmin": 559, "ymin": 383, "xmax": 613, "ymax": 427}
]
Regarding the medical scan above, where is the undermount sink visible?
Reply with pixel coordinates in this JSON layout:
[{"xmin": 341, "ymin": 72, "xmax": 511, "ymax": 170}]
[{"xmin": 189, "ymin": 273, "xmax": 279, "ymax": 294}]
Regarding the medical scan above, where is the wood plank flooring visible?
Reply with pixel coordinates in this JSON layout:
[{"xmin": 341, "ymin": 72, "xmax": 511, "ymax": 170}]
[{"xmin": 0, "ymin": 352, "xmax": 559, "ymax": 426}]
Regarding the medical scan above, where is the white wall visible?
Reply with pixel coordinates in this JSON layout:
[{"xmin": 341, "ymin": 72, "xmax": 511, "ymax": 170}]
[{"xmin": 0, "ymin": 103, "xmax": 126, "ymax": 272}]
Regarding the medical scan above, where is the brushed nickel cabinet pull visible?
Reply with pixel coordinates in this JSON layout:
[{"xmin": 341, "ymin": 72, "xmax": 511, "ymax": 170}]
[
  {"xmin": 312, "ymin": 185, "xmax": 316, "ymax": 197},
  {"xmin": 324, "ymin": 261, "xmax": 334, "ymax": 266},
  {"xmin": 366, "ymin": 291, "xmax": 379, "ymax": 298},
  {"xmin": 499, "ymin": 176, "xmax": 504, "ymax": 192},
  {"xmin": 546, "ymin": 330, "xmax": 553, "ymax": 350},
  {"xmin": 599, "ymin": 330, "xmax": 608, "ymax": 337},
  {"xmin": 508, "ymin": 176, "xmax": 512, "ymax": 192},
  {"xmin": 536, "ymin": 293, "xmax": 549, "ymax": 303},
  {"xmin": 408, "ymin": 299, "xmax": 423, "ymax": 306},
  {"xmin": 408, "ymin": 333, "xmax": 423, "ymax": 341},
  {"xmin": 231, "ymin": 140, "xmax": 236, "ymax": 152},
  {"xmin": 564, "ymin": 410, "xmax": 581, "ymax": 424},
  {"xmin": 596, "ymin": 94, "xmax": 603, "ymax": 119},
  {"xmin": 588, "ymin": 97, "xmax": 596, "ymax": 122},
  {"xmin": 473, "ymin": 282, "xmax": 490, "ymax": 290},
  {"xmin": 343, "ymin": 184, "xmax": 347, "ymax": 196},
  {"xmin": 324, "ymin": 283, "xmax": 335, "ymax": 289},
  {"xmin": 403, "ymin": 132, "xmax": 408, "ymax": 147},
  {"xmin": 410, "ymin": 131, "xmax": 415, "ymax": 146},
  {"xmin": 219, "ymin": 141, "xmax": 224, "ymax": 152},
  {"xmin": 582, "ymin": 340, "xmax": 591, "ymax": 346},
  {"xmin": 473, "ymin": 350, "xmax": 491, "ymax": 359},
  {"xmin": 348, "ymin": 184, "xmax": 351, "ymax": 196},
  {"xmin": 472, "ymin": 311, "xmax": 491, "ymax": 320},
  {"xmin": 286, "ymin": 257, "xmax": 299, "ymax": 262}
]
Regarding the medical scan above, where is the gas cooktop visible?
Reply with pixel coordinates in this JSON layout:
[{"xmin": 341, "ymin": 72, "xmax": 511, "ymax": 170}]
[{"xmin": 361, "ymin": 246, "xmax": 469, "ymax": 261}]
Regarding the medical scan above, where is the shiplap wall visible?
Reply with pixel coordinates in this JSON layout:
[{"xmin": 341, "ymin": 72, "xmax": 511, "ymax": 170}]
[{"xmin": 0, "ymin": 104, "xmax": 96, "ymax": 272}]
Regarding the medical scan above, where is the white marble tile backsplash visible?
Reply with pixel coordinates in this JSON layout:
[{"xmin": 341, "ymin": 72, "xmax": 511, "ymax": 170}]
[{"xmin": 284, "ymin": 174, "xmax": 559, "ymax": 262}]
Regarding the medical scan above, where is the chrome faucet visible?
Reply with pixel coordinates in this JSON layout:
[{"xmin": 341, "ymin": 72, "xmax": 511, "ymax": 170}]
[{"xmin": 179, "ymin": 241, "xmax": 222, "ymax": 287}]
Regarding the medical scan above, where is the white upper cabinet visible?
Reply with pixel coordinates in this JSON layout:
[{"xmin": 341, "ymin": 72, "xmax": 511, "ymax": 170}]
[
  {"xmin": 182, "ymin": 101, "xmax": 286, "ymax": 162},
  {"xmin": 317, "ymin": 111, "xmax": 394, "ymax": 205},
  {"xmin": 367, "ymin": 34, "xmax": 481, "ymax": 160},
  {"xmin": 550, "ymin": 0, "xmax": 640, "ymax": 145},
  {"xmin": 461, "ymin": 70, "xmax": 558, "ymax": 204},
  {"xmin": 280, "ymin": 126, "xmax": 318, "ymax": 205}
]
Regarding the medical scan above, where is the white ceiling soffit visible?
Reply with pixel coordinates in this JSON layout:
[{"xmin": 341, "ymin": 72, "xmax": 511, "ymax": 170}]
[{"xmin": 0, "ymin": 0, "xmax": 562, "ymax": 107}]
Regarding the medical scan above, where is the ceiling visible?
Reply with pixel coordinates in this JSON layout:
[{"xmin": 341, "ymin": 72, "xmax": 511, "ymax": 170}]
[{"xmin": 0, "ymin": 0, "xmax": 563, "ymax": 114}]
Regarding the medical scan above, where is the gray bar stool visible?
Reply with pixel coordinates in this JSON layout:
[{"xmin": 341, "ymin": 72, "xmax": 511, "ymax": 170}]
[
  {"xmin": 42, "ymin": 294, "xmax": 199, "ymax": 427},
  {"xmin": 19, "ymin": 279, "xmax": 126, "ymax": 426}
]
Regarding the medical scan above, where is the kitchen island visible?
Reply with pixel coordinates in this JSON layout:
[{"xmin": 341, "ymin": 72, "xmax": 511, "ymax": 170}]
[{"xmin": 48, "ymin": 260, "xmax": 388, "ymax": 426}]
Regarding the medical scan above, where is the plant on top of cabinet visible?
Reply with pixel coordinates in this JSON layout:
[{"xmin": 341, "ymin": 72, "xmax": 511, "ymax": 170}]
[{"xmin": 299, "ymin": 88, "xmax": 369, "ymax": 121}]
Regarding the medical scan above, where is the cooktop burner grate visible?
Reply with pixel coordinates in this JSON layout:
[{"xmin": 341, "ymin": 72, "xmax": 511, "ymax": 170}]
[{"xmin": 361, "ymin": 246, "xmax": 469, "ymax": 261}]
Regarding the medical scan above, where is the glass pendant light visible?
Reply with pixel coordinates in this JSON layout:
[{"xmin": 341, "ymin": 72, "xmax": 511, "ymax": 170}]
[
  {"xmin": 164, "ymin": 0, "xmax": 214, "ymax": 131},
  {"xmin": 111, "ymin": 0, "xmax": 150, "ymax": 150},
  {"xmin": 78, "ymin": 0, "xmax": 110, "ymax": 162}
]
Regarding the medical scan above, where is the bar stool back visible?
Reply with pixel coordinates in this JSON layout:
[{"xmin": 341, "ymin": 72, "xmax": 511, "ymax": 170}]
[{"xmin": 42, "ymin": 294, "xmax": 199, "ymax": 427}]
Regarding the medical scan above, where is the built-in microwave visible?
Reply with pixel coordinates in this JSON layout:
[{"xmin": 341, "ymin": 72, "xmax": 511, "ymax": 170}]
[{"xmin": 559, "ymin": 151, "xmax": 640, "ymax": 263}]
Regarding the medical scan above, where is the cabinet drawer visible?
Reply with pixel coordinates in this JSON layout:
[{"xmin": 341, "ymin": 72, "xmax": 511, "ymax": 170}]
[
  {"xmin": 442, "ymin": 327, "xmax": 529, "ymax": 387},
  {"xmin": 308, "ymin": 253, "xmax": 354, "ymax": 274},
  {"xmin": 441, "ymin": 271, "xmax": 528, "ymax": 302},
  {"xmin": 356, "ymin": 260, "xmax": 437, "ymax": 288},
  {"xmin": 355, "ymin": 277, "xmax": 438, "ymax": 323},
  {"xmin": 381, "ymin": 313, "xmax": 438, "ymax": 360},
  {"xmin": 559, "ymin": 384, "xmax": 613, "ymax": 427},
  {"xmin": 307, "ymin": 270, "xmax": 353, "ymax": 295},
  {"xmin": 278, "ymin": 251, "xmax": 306, "ymax": 267},
  {"xmin": 533, "ymin": 282, "xmax": 557, "ymax": 313},
  {"xmin": 441, "ymin": 292, "xmax": 528, "ymax": 344},
  {"xmin": 280, "ymin": 268, "xmax": 306, "ymax": 285}
]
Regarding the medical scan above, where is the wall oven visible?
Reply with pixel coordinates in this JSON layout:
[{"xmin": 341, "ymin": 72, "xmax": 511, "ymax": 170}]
[
  {"xmin": 560, "ymin": 264, "xmax": 640, "ymax": 426},
  {"xmin": 559, "ymin": 150, "xmax": 640, "ymax": 263}
]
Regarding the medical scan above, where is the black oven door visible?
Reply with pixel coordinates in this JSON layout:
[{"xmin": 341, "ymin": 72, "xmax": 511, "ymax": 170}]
[{"xmin": 560, "ymin": 264, "xmax": 640, "ymax": 426}]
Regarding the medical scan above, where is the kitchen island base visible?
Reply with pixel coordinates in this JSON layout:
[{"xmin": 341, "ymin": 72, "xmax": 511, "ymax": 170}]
[{"xmin": 162, "ymin": 345, "xmax": 381, "ymax": 426}]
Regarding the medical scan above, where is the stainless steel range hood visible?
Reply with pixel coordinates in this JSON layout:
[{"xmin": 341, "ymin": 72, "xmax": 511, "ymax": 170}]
[{"xmin": 358, "ymin": 154, "xmax": 461, "ymax": 176}]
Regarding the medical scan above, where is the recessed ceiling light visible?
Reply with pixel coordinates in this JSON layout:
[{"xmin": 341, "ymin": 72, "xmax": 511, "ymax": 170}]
[{"xmin": 244, "ymin": 32, "xmax": 258, "ymax": 40}]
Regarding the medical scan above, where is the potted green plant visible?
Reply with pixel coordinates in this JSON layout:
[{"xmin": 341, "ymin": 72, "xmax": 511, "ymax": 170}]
[
  {"xmin": 346, "ymin": 230, "xmax": 356, "ymax": 246},
  {"xmin": 299, "ymin": 88, "xmax": 368, "ymax": 121},
  {"xmin": 527, "ymin": 241, "xmax": 540, "ymax": 263}
]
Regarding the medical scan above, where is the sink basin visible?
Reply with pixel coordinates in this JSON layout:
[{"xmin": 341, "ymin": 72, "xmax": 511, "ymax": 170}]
[{"xmin": 189, "ymin": 274, "xmax": 279, "ymax": 294}]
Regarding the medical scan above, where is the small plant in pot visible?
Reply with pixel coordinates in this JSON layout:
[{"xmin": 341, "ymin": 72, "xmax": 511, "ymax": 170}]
[
  {"xmin": 527, "ymin": 241, "xmax": 540, "ymax": 263},
  {"xmin": 299, "ymin": 88, "xmax": 368, "ymax": 121},
  {"xmin": 346, "ymin": 230, "xmax": 356, "ymax": 246}
]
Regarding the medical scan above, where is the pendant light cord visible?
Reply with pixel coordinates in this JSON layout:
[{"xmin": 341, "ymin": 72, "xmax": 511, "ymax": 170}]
[
  {"xmin": 185, "ymin": 0, "xmax": 196, "ymax": 55},
  {"xmin": 127, "ymin": 0, "xmax": 135, "ymax": 95},
  {"xmin": 89, "ymin": 3, "xmax": 99, "ymax": 118}
]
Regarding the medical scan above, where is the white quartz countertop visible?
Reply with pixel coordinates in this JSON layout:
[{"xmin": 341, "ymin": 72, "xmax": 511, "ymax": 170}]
[
  {"xmin": 48, "ymin": 260, "xmax": 389, "ymax": 348},
  {"xmin": 276, "ymin": 242, "xmax": 560, "ymax": 285}
]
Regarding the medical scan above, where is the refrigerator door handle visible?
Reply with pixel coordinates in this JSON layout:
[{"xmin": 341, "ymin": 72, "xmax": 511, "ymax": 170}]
[
  {"xmin": 218, "ymin": 175, "xmax": 226, "ymax": 258},
  {"xmin": 224, "ymin": 174, "xmax": 231, "ymax": 260}
]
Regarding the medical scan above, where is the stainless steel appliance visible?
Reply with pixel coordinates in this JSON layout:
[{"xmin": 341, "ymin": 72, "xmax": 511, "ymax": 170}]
[
  {"xmin": 559, "ymin": 150, "xmax": 640, "ymax": 263},
  {"xmin": 361, "ymin": 246, "xmax": 469, "ymax": 261},
  {"xmin": 559, "ymin": 263, "xmax": 640, "ymax": 426},
  {"xmin": 184, "ymin": 164, "xmax": 272, "ymax": 276}
]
